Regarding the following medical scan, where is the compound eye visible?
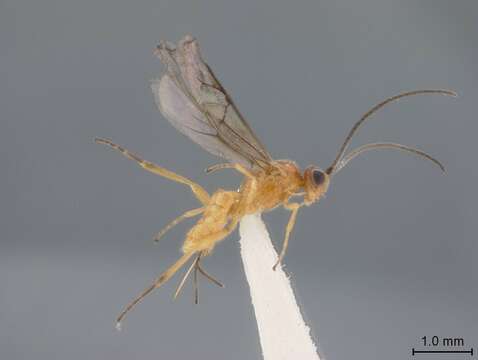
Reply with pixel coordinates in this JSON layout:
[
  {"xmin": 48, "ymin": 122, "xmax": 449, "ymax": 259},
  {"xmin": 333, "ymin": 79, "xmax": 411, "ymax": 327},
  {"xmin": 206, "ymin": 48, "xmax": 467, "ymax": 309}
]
[{"xmin": 312, "ymin": 170, "xmax": 325, "ymax": 186}]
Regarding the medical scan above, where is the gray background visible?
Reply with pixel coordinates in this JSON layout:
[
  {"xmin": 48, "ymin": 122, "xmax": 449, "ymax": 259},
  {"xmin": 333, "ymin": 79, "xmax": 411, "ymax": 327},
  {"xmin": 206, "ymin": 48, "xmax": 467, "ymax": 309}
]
[{"xmin": 1, "ymin": 0, "xmax": 477, "ymax": 359}]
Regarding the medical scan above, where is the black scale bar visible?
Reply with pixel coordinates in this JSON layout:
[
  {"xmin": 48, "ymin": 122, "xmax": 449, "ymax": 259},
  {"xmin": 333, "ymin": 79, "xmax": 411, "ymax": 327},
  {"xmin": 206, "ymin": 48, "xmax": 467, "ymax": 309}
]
[{"xmin": 412, "ymin": 347, "xmax": 474, "ymax": 356}]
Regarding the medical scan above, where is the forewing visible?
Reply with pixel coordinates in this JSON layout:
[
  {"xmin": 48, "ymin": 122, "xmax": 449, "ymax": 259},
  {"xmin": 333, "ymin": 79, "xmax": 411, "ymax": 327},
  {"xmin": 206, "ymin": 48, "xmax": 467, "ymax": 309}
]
[{"xmin": 151, "ymin": 35, "xmax": 272, "ymax": 169}]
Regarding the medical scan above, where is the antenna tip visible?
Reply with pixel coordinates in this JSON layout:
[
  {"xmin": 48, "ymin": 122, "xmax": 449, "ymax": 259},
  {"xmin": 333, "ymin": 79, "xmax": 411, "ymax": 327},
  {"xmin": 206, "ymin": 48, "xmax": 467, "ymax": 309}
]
[
  {"xmin": 432, "ymin": 89, "xmax": 458, "ymax": 97},
  {"xmin": 447, "ymin": 90, "xmax": 458, "ymax": 97}
]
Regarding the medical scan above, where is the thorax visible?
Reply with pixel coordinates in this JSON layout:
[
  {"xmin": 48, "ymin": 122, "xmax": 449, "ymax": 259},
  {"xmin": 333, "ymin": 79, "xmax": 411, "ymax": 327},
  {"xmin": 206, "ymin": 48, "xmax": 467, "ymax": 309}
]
[{"xmin": 241, "ymin": 160, "xmax": 304, "ymax": 214}]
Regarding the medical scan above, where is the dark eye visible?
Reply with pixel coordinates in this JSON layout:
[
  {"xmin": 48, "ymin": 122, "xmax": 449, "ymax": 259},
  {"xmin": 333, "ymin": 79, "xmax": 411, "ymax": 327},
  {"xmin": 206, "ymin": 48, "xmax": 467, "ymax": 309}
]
[{"xmin": 312, "ymin": 170, "xmax": 325, "ymax": 185}]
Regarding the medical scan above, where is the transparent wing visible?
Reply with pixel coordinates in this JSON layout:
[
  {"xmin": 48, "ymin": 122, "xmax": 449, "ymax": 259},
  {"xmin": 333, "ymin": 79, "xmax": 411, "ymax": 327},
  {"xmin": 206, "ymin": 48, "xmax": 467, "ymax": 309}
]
[{"xmin": 151, "ymin": 35, "xmax": 273, "ymax": 169}]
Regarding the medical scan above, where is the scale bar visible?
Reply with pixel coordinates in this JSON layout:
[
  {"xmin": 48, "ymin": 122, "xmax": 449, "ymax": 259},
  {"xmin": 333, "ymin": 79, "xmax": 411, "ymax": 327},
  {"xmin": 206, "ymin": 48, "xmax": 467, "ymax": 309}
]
[{"xmin": 412, "ymin": 348, "xmax": 474, "ymax": 356}]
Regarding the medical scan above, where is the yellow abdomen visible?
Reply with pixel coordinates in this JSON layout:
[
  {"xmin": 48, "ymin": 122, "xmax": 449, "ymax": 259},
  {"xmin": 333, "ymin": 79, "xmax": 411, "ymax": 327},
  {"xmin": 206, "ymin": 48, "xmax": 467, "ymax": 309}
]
[{"xmin": 182, "ymin": 190, "xmax": 239, "ymax": 254}]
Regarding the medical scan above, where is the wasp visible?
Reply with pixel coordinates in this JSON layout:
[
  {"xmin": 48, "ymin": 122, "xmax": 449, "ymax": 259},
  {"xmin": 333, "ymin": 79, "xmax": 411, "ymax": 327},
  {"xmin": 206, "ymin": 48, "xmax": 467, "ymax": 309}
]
[{"xmin": 96, "ymin": 35, "xmax": 455, "ymax": 328}]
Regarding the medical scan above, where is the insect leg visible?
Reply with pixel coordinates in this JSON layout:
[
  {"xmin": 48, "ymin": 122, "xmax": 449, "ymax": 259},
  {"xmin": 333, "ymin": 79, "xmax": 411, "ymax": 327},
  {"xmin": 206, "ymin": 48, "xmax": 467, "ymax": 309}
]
[
  {"xmin": 116, "ymin": 251, "xmax": 195, "ymax": 327},
  {"xmin": 205, "ymin": 163, "xmax": 255, "ymax": 179},
  {"xmin": 95, "ymin": 138, "xmax": 210, "ymax": 205},
  {"xmin": 273, "ymin": 202, "xmax": 302, "ymax": 271},
  {"xmin": 154, "ymin": 207, "xmax": 205, "ymax": 242},
  {"xmin": 205, "ymin": 163, "xmax": 230, "ymax": 173}
]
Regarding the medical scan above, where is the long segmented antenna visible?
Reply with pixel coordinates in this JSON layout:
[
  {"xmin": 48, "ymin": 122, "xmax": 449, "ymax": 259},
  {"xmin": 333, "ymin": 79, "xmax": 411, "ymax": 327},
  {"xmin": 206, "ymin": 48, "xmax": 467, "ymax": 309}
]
[
  {"xmin": 326, "ymin": 89, "xmax": 457, "ymax": 175},
  {"xmin": 334, "ymin": 142, "xmax": 445, "ymax": 173}
]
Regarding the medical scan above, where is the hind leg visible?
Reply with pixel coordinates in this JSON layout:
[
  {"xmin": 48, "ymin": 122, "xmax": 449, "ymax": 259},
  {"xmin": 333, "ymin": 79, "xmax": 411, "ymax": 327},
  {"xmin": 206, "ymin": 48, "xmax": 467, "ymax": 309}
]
[
  {"xmin": 116, "ymin": 251, "xmax": 195, "ymax": 327},
  {"xmin": 116, "ymin": 217, "xmax": 239, "ymax": 326},
  {"xmin": 96, "ymin": 138, "xmax": 210, "ymax": 205},
  {"xmin": 154, "ymin": 207, "xmax": 205, "ymax": 242}
]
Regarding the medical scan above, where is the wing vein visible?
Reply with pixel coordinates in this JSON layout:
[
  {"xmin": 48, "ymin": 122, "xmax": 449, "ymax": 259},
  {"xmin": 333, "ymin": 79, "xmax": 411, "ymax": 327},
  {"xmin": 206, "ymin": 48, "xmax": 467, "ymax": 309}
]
[{"xmin": 152, "ymin": 35, "xmax": 272, "ymax": 169}]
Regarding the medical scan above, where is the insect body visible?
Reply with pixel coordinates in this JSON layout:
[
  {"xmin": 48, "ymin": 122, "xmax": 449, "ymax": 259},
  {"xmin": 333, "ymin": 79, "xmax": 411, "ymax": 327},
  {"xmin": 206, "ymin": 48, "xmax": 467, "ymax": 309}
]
[{"xmin": 96, "ymin": 35, "xmax": 455, "ymax": 327}]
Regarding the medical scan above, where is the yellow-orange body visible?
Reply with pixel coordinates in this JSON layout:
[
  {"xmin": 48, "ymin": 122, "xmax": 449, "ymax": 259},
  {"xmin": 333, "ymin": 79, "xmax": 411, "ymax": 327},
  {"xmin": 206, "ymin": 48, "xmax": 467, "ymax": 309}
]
[
  {"xmin": 95, "ymin": 137, "xmax": 334, "ymax": 324},
  {"xmin": 182, "ymin": 190, "xmax": 239, "ymax": 254},
  {"xmin": 96, "ymin": 86, "xmax": 452, "ymax": 327},
  {"xmin": 95, "ymin": 139, "xmax": 330, "ymax": 325},
  {"xmin": 183, "ymin": 161, "xmax": 308, "ymax": 255},
  {"xmin": 98, "ymin": 35, "xmax": 454, "ymax": 328}
]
